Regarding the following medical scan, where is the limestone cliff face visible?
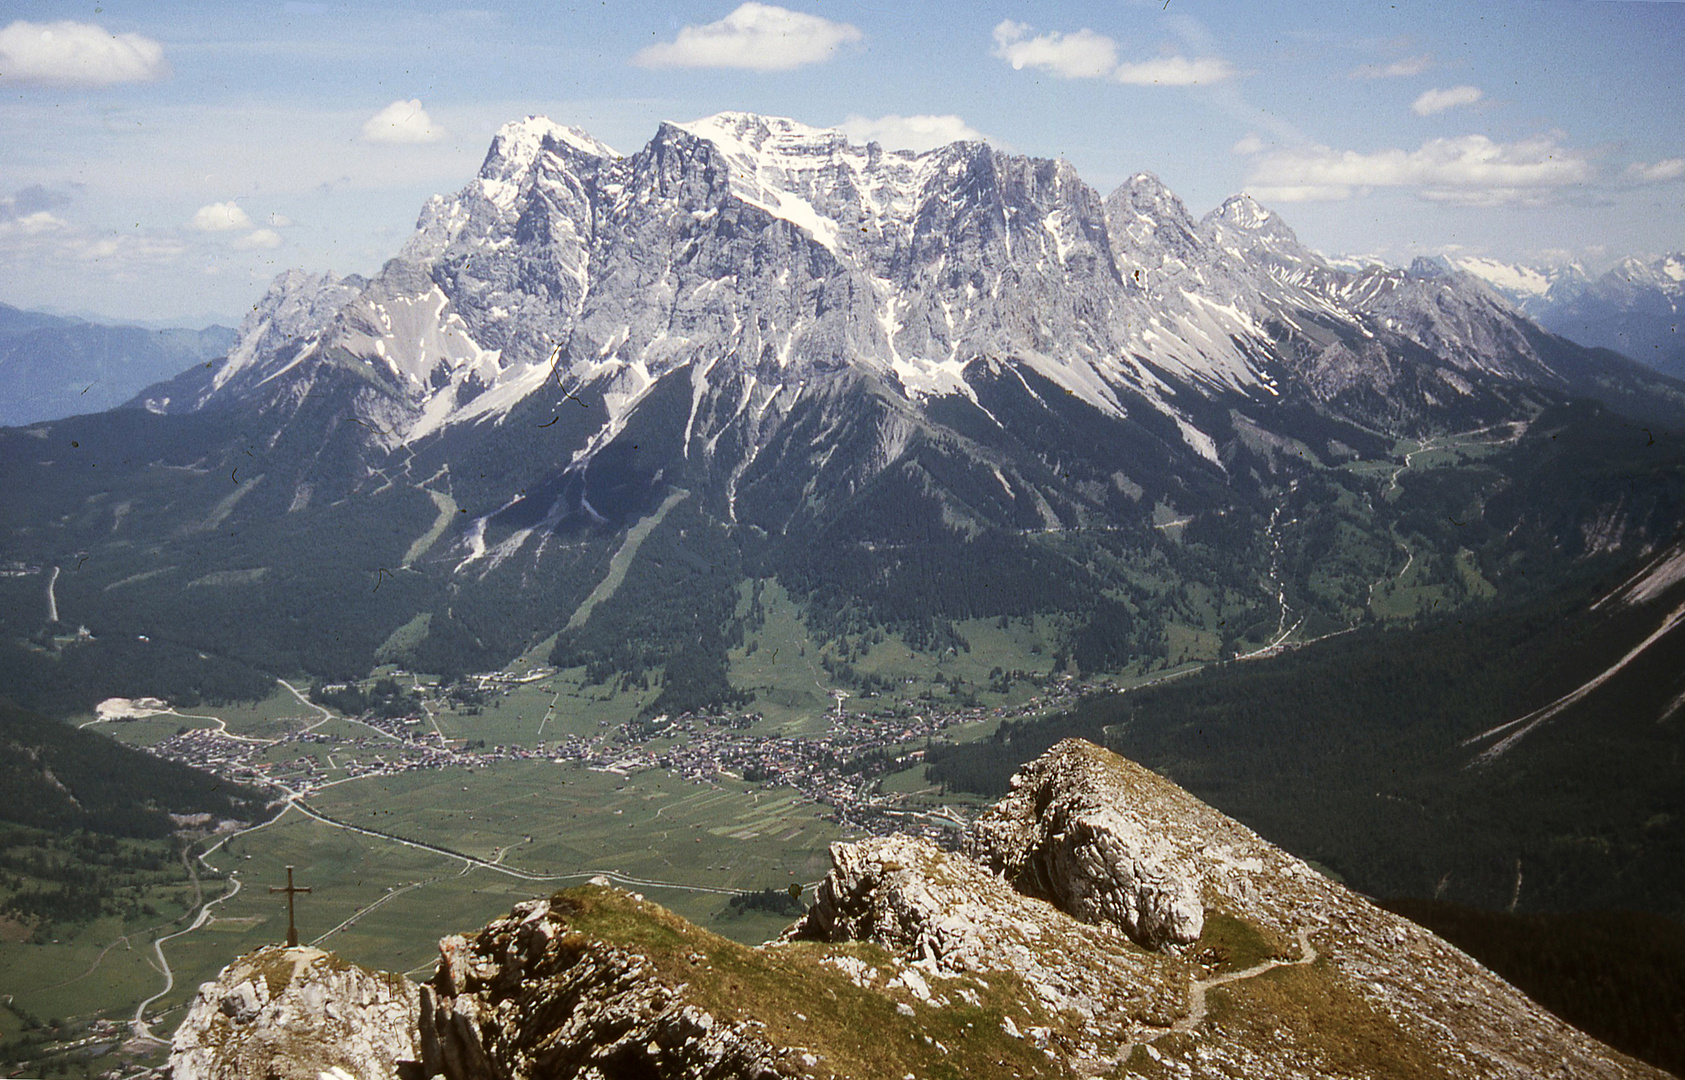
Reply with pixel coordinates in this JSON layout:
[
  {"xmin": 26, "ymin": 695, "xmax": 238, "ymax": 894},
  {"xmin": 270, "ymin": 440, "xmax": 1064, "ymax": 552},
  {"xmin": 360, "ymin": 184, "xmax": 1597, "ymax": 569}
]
[
  {"xmin": 964, "ymin": 742, "xmax": 1206, "ymax": 947},
  {"xmin": 417, "ymin": 898, "xmax": 790, "ymax": 1080},
  {"xmin": 792, "ymin": 739, "xmax": 1668, "ymax": 1078},
  {"xmin": 173, "ymin": 741, "xmax": 1669, "ymax": 1080},
  {"xmin": 169, "ymin": 946, "xmax": 419, "ymax": 1080}
]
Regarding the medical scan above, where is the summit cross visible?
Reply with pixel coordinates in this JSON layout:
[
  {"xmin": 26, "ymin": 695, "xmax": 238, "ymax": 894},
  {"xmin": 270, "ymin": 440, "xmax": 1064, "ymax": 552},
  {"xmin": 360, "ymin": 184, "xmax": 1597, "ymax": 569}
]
[{"xmin": 269, "ymin": 865, "xmax": 312, "ymax": 947}]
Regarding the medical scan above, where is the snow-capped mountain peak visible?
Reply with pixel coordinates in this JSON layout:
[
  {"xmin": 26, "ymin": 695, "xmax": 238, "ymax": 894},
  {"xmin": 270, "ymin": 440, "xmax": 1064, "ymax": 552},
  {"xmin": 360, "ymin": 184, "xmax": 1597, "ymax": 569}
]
[
  {"xmin": 1212, "ymin": 192, "xmax": 1277, "ymax": 232},
  {"xmin": 173, "ymin": 110, "xmax": 1624, "ymax": 469},
  {"xmin": 1447, "ymin": 256, "xmax": 1555, "ymax": 299}
]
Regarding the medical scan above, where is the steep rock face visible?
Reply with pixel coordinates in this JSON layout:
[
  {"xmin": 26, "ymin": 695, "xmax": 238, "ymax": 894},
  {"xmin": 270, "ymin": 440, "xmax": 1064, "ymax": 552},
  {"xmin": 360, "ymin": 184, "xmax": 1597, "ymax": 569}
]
[
  {"xmin": 169, "ymin": 945, "xmax": 419, "ymax": 1080},
  {"xmin": 791, "ymin": 740, "xmax": 1669, "ymax": 1078},
  {"xmin": 419, "ymin": 898, "xmax": 790, "ymax": 1080},
  {"xmin": 964, "ymin": 745, "xmax": 1205, "ymax": 947},
  {"xmin": 787, "ymin": 832, "xmax": 1188, "ymax": 1031},
  {"xmin": 31, "ymin": 110, "xmax": 1682, "ymax": 705},
  {"xmin": 176, "ymin": 111, "xmax": 1634, "ymax": 460}
]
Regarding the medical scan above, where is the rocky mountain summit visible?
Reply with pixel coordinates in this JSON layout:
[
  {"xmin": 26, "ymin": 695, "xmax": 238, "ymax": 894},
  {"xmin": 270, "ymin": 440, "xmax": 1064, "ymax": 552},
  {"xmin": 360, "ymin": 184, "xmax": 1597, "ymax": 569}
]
[
  {"xmin": 172, "ymin": 741, "xmax": 1665, "ymax": 1080},
  {"xmin": 170, "ymin": 945, "xmax": 418, "ymax": 1080}
]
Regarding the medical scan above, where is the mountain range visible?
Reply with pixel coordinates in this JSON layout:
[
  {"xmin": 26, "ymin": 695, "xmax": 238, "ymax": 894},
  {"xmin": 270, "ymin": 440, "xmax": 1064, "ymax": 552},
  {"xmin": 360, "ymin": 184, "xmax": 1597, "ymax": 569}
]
[
  {"xmin": 1445, "ymin": 253, "xmax": 1685, "ymax": 381},
  {"xmin": 4, "ymin": 112, "xmax": 1685, "ymax": 720},
  {"xmin": 0, "ymin": 304, "xmax": 234, "ymax": 427}
]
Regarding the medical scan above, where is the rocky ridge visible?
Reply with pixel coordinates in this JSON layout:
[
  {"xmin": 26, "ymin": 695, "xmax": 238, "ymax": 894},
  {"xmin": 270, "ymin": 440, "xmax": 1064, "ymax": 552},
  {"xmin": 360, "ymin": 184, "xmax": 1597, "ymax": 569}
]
[
  {"xmin": 170, "ymin": 945, "xmax": 419, "ymax": 1080},
  {"xmin": 171, "ymin": 741, "xmax": 1666, "ymax": 1080}
]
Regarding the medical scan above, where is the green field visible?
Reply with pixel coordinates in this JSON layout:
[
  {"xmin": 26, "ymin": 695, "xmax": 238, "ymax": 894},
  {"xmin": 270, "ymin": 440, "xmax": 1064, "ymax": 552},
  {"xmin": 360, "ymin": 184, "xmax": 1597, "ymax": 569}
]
[{"xmin": 0, "ymin": 756, "xmax": 851, "ymax": 1059}]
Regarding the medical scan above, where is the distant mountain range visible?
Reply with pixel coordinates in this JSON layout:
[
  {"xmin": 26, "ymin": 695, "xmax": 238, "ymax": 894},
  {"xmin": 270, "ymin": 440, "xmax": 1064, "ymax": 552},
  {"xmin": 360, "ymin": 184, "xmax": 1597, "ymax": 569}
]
[
  {"xmin": 0, "ymin": 304, "xmax": 234, "ymax": 426},
  {"xmin": 1440, "ymin": 253, "xmax": 1685, "ymax": 380},
  {"xmin": 4, "ymin": 112, "xmax": 1685, "ymax": 721}
]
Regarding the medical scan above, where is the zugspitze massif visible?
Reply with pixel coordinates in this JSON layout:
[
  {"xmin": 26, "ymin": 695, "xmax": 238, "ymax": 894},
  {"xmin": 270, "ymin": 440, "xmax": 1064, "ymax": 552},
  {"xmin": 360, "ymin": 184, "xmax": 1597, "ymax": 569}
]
[
  {"xmin": 6, "ymin": 105, "xmax": 1685, "ymax": 1080},
  {"xmin": 21, "ymin": 110, "xmax": 1662, "ymax": 713}
]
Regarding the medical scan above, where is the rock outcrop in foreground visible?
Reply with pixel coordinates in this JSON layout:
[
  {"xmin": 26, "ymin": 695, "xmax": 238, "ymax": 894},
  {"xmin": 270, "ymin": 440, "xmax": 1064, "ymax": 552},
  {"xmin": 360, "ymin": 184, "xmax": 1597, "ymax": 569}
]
[
  {"xmin": 171, "ymin": 741, "xmax": 1667, "ymax": 1080},
  {"xmin": 170, "ymin": 945, "xmax": 418, "ymax": 1080}
]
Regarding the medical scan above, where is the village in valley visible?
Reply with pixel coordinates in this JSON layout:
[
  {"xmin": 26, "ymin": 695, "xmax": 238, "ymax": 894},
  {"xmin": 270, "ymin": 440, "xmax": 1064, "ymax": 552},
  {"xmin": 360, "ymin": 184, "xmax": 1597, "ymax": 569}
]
[{"xmin": 117, "ymin": 663, "xmax": 1103, "ymax": 844}]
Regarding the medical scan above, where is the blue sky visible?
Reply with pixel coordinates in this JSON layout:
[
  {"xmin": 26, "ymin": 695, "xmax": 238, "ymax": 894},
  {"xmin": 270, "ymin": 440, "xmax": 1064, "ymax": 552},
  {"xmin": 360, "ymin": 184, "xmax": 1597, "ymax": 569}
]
[{"xmin": 0, "ymin": 0, "xmax": 1680, "ymax": 324}]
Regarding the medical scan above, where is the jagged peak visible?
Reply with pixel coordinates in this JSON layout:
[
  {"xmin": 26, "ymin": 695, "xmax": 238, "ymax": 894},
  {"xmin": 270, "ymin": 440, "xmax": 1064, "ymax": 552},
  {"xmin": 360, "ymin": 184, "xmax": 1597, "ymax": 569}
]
[
  {"xmin": 480, "ymin": 116, "xmax": 617, "ymax": 182},
  {"xmin": 1409, "ymin": 254, "xmax": 1455, "ymax": 279},
  {"xmin": 676, "ymin": 111, "xmax": 847, "ymax": 152},
  {"xmin": 1109, "ymin": 171, "xmax": 1180, "ymax": 206},
  {"xmin": 1211, "ymin": 192, "xmax": 1280, "ymax": 232},
  {"xmin": 1105, "ymin": 172, "xmax": 1199, "ymax": 232}
]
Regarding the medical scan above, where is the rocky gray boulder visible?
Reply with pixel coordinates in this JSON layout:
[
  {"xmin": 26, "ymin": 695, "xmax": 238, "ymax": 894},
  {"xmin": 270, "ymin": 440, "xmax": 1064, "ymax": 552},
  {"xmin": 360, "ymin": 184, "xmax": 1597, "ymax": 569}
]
[
  {"xmin": 169, "ymin": 945, "xmax": 419, "ymax": 1080},
  {"xmin": 418, "ymin": 898, "xmax": 790, "ymax": 1080},
  {"xmin": 964, "ymin": 737, "xmax": 1206, "ymax": 948}
]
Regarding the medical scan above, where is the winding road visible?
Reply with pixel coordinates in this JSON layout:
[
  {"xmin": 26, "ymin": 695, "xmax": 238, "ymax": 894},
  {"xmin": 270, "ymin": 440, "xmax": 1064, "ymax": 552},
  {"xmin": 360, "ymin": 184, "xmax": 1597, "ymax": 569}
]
[{"xmin": 130, "ymin": 869, "xmax": 243, "ymax": 1043}]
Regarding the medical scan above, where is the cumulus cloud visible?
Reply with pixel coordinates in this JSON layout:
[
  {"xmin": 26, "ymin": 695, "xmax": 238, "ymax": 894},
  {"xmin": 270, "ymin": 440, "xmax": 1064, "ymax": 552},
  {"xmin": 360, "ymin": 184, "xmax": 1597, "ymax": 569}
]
[
  {"xmin": 0, "ymin": 210, "xmax": 70, "ymax": 237},
  {"xmin": 233, "ymin": 228, "xmax": 282, "ymax": 250},
  {"xmin": 191, "ymin": 201, "xmax": 253, "ymax": 232},
  {"xmin": 1412, "ymin": 85, "xmax": 1483, "ymax": 117},
  {"xmin": 0, "ymin": 20, "xmax": 169, "ymax": 86},
  {"xmin": 361, "ymin": 99, "xmax": 445, "ymax": 143},
  {"xmin": 837, "ymin": 113, "xmax": 985, "ymax": 153},
  {"xmin": 0, "ymin": 213, "xmax": 184, "ymax": 276},
  {"xmin": 991, "ymin": 21, "xmax": 1117, "ymax": 78},
  {"xmin": 267, "ymin": 212, "xmax": 293, "ymax": 228},
  {"xmin": 1238, "ymin": 133, "xmax": 1595, "ymax": 206},
  {"xmin": 1351, "ymin": 54, "xmax": 1433, "ymax": 79},
  {"xmin": 632, "ymin": 3, "xmax": 861, "ymax": 71},
  {"xmin": 1112, "ymin": 55, "xmax": 1235, "ymax": 86},
  {"xmin": 1628, "ymin": 158, "xmax": 1685, "ymax": 183},
  {"xmin": 991, "ymin": 20, "xmax": 1233, "ymax": 86}
]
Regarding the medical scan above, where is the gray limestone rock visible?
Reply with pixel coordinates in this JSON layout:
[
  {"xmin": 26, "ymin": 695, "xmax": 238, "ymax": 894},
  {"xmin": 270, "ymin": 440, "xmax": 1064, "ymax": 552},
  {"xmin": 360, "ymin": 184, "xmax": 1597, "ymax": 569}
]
[
  {"xmin": 169, "ymin": 946, "xmax": 419, "ymax": 1080},
  {"xmin": 418, "ymin": 898, "xmax": 791, "ymax": 1080},
  {"xmin": 965, "ymin": 738, "xmax": 1206, "ymax": 948}
]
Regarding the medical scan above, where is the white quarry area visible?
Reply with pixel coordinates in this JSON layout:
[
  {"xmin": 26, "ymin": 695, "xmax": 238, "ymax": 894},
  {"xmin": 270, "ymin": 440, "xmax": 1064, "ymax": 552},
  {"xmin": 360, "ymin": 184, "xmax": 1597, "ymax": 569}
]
[{"xmin": 94, "ymin": 696, "xmax": 170, "ymax": 720}]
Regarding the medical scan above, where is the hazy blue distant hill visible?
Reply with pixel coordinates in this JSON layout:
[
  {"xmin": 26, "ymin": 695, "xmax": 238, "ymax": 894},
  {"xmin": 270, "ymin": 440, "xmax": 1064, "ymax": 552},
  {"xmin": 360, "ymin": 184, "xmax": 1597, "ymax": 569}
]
[{"xmin": 0, "ymin": 303, "xmax": 235, "ymax": 426}]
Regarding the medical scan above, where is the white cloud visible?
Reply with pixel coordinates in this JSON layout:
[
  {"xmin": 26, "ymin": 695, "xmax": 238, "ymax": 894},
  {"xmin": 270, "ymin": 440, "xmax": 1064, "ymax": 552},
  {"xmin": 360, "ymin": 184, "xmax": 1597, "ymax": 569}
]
[
  {"xmin": 191, "ymin": 201, "xmax": 253, "ymax": 232},
  {"xmin": 0, "ymin": 213, "xmax": 184, "ymax": 276},
  {"xmin": 0, "ymin": 210, "xmax": 69, "ymax": 237},
  {"xmin": 1239, "ymin": 133, "xmax": 1595, "ymax": 205},
  {"xmin": 267, "ymin": 212, "xmax": 293, "ymax": 228},
  {"xmin": 991, "ymin": 21, "xmax": 1117, "ymax": 79},
  {"xmin": 0, "ymin": 20, "xmax": 169, "ymax": 87},
  {"xmin": 1628, "ymin": 158, "xmax": 1685, "ymax": 183},
  {"xmin": 1412, "ymin": 85, "xmax": 1483, "ymax": 117},
  {"xmin": 991, "ymin": 20, "xmax": 1234, "ymax": 87},
  {"xmin": 837, "ymin": 113, "xmax": 985, "ymax": 153},
  {"xmin": 361, "ymin": 99, "xmax": 445, "ymax": 144},
  {"xmin": 1351, "ymin": 54, "xmax": 1433, "ymax": 79},
  {"xmin": 234, "ymin": 228, "xmax": 282, "ymax": 250},
  {"xmin": 632, "ymin": 3, "xmax": 861, "ymax": 71},
  {"xmin": 1112, "ymin": 55, "xmax": 1234, "ymax": 86}
]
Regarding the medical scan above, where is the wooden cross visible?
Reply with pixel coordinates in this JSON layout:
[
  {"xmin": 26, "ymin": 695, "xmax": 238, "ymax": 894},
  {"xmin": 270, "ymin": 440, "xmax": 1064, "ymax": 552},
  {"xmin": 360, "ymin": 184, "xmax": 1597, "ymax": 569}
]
[{"xmin": 269, "ymin": 865, "xmax": 311, "ymax": 947}]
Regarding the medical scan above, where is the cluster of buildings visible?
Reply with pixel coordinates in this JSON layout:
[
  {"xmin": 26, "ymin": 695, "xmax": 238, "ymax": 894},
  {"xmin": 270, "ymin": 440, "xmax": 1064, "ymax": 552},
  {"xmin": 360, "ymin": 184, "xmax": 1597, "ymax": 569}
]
[{"xmin": 147, "ymin": 670, "xmax": 1101, "ymax": 839}]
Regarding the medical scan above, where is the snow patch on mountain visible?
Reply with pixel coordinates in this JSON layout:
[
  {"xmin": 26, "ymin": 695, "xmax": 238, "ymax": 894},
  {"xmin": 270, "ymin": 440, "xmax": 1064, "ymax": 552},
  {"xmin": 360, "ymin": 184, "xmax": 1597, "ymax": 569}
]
[{"xmin": 1451, "ymin": 257, "xmax": 1556, "ymax": 298}]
